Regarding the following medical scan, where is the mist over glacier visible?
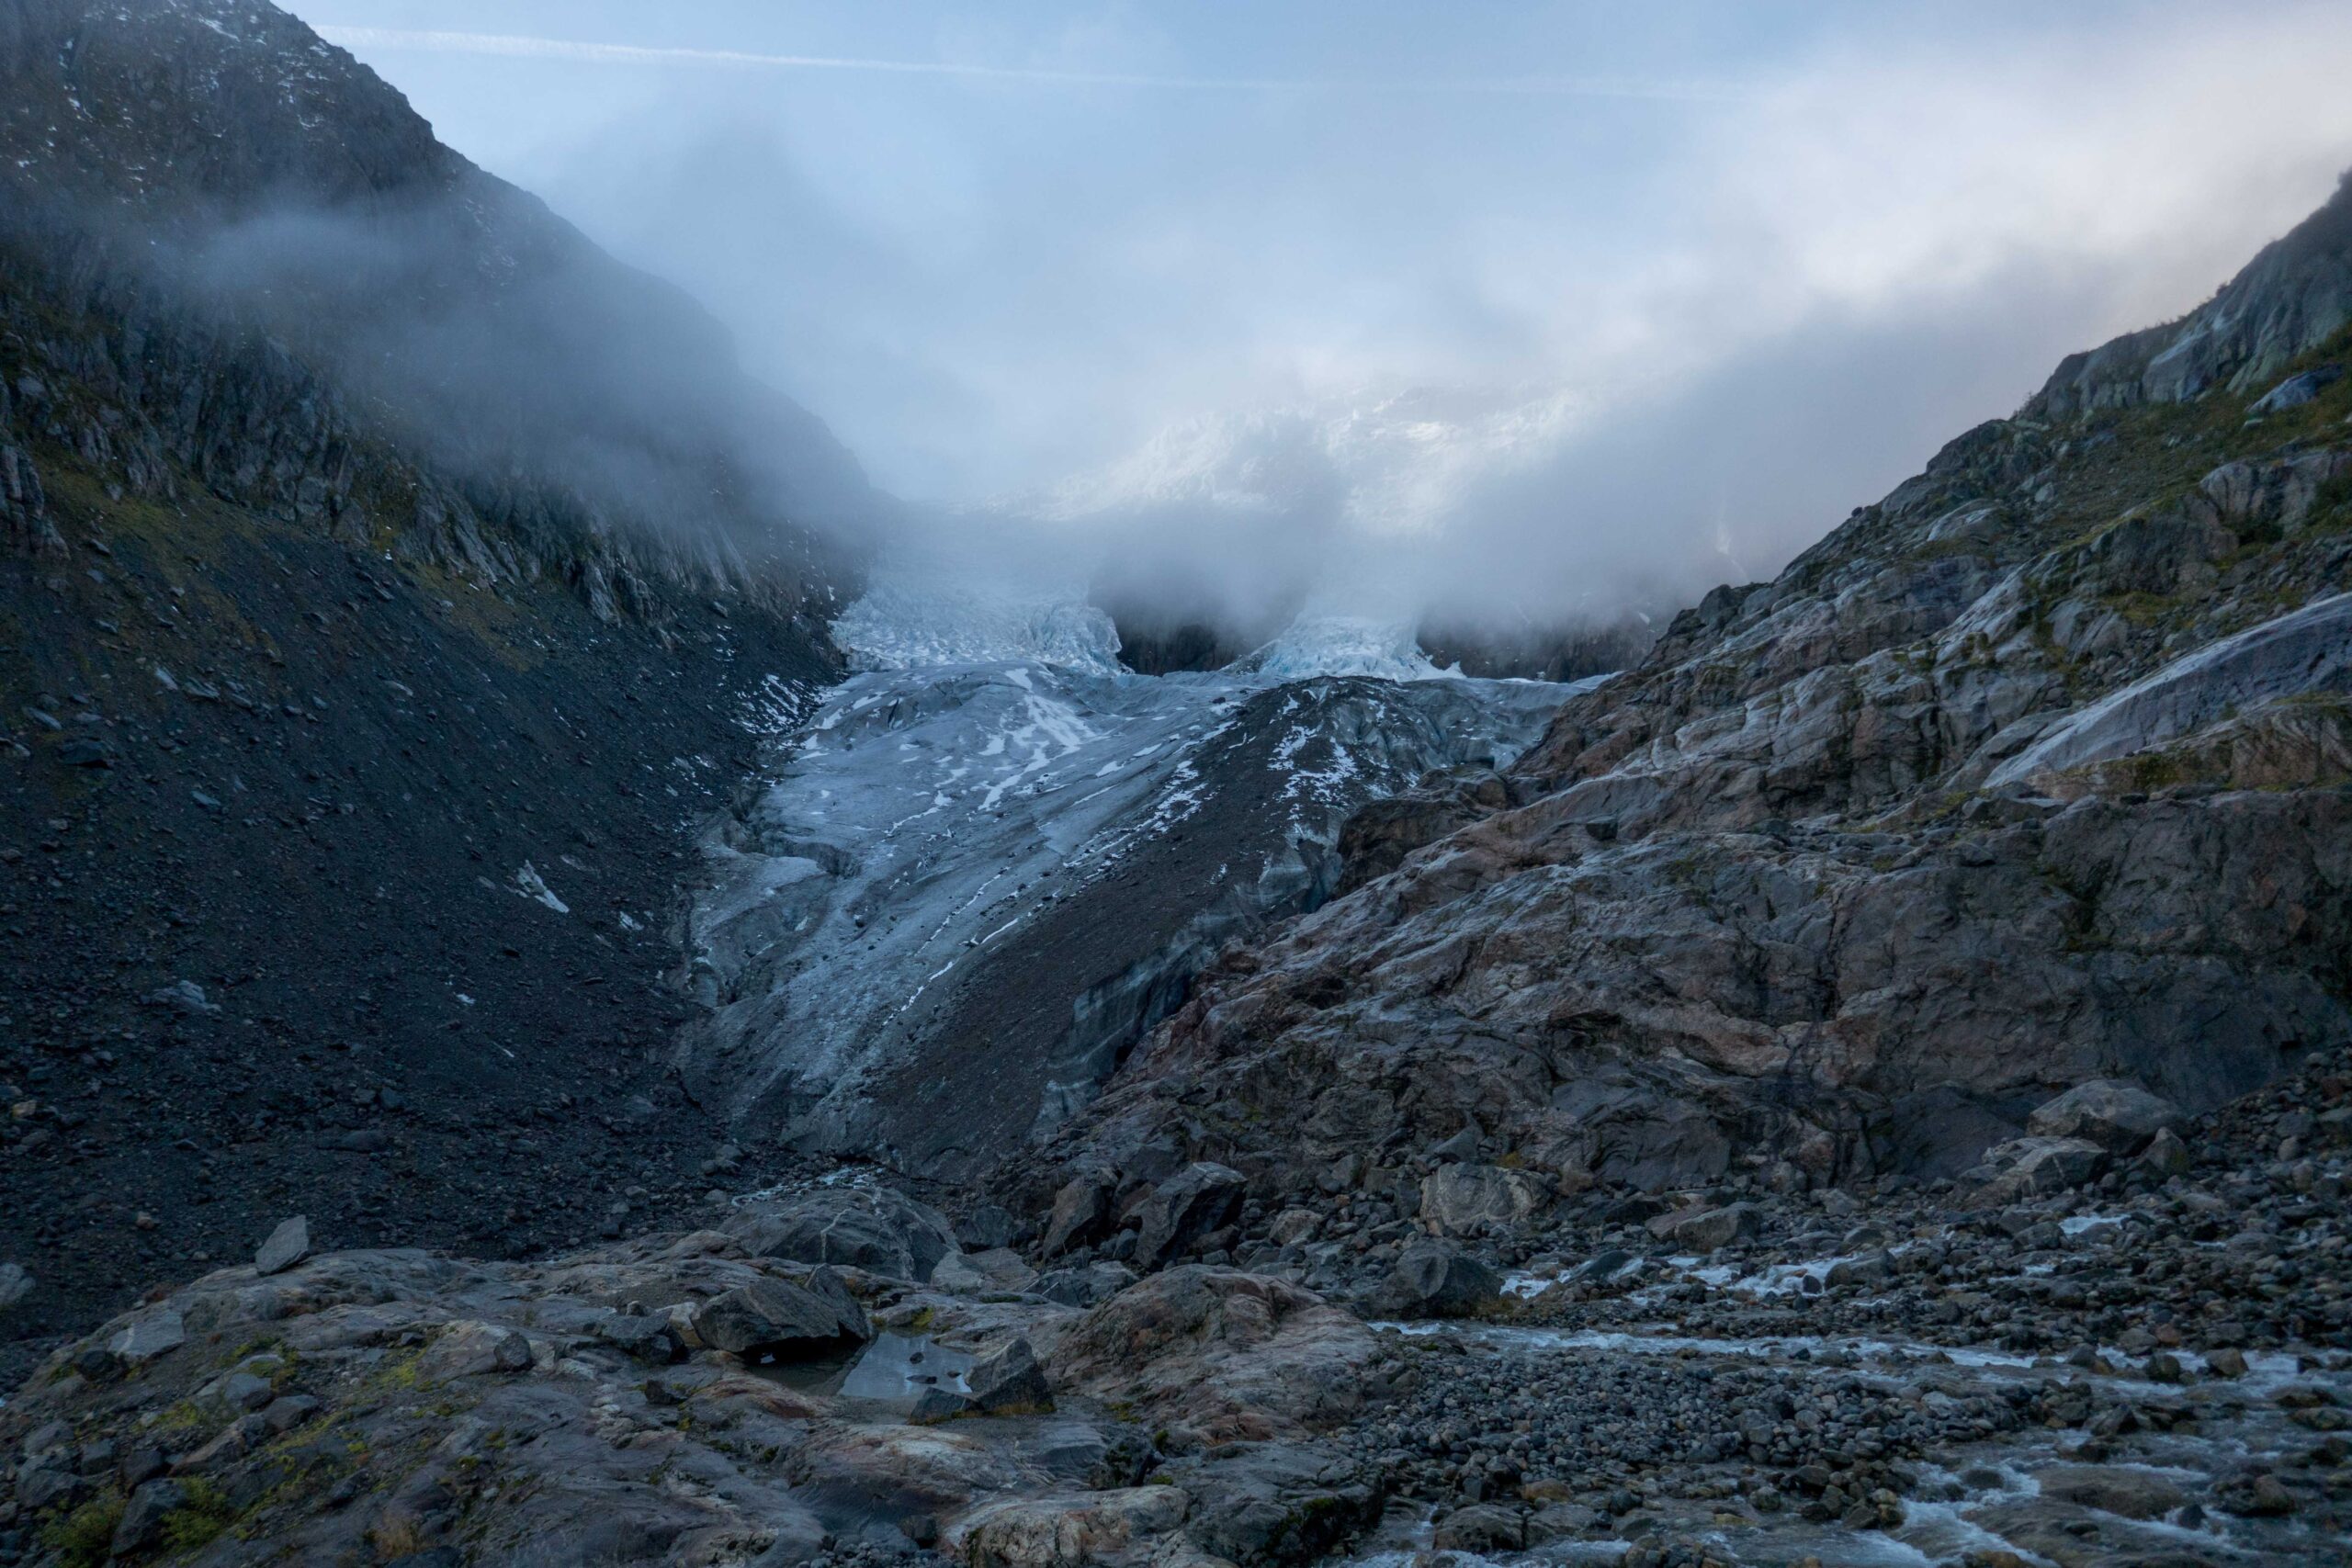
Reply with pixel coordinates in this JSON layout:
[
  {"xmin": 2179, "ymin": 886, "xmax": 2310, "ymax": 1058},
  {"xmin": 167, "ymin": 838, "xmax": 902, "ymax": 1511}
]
[{"xmin": 329, "ymin": 1, "xmax": 2352, "ymax": 645}]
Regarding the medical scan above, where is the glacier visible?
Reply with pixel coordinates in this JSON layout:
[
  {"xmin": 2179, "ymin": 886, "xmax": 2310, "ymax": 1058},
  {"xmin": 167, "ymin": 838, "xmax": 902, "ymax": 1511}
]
[{"xmin": 678, "ymin": 584, "xmax": 1600, "ymax": 1178}]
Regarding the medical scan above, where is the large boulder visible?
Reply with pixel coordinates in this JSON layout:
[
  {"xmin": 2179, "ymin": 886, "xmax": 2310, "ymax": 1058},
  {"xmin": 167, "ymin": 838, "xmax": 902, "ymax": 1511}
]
[
  {"xmin": 952, "ymin": 1485, "xmax": 1191, "ymax": 1568},
  {"xmin": 254, "ymin": 1215, "xmax": 311, "ymax": 1276},
  {"xmin": 724, "ymin": 1186, "xmax": 960, "ymax": 1284},
  {"xmin": 690, "ymin": 1269, "xmax": 869, "ymax": 1361},
  {"xmin": 2026, "ymin": 1078, "xmax": 2184, "ymax": 1155},
  {"xmin": 1035, "ymin": 1261, "xmax": 1138, "ymax": 1309},
  {"xmin": 1646, "ymin": 1201, "xmax": 1762, "ymax": 1254},
  {"xmin": 418, "ymin": 1321, "xmax": 533, "ymax": 1380},
  {"xmin": 1131, "ymin": 1163, "xmax": 1246, "ymax": 1270},
  {"xmin": 1971, "ymin": 1135, "xmax": 2109, "ymax": 1200},
  {"xmin": 1041, "ymin": 1172, "xmax": 1116, "ymax": 1257},
  {"xmin": 1178, "ymin": 1443, "xmax": 1384, "ymax": 1568},
  {"xmin": 1051, "ymin": 1269, "xmax": 1374, "ymax": 1442},
  {"xmin": 1382, "ymin": 1239, "xmax": 1502, "ymax": 1318},
  {"xmin": 1417, "ymin": 1165, "xmax": 1550, "ymax": 1236}
]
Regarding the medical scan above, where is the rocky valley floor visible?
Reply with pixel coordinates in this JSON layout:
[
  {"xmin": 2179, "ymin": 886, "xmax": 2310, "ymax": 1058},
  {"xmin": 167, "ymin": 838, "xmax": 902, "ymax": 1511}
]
[{"xmin": 1, "ymin": 1043, "xmax": 2346, "ymax": 1568}]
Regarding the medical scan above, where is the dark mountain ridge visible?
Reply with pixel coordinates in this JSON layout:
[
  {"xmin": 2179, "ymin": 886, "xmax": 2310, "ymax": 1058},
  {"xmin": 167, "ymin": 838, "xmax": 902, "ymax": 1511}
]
[{"xmin": 0, "ymin": 0, "xmax": 870, "ymax": 1383}]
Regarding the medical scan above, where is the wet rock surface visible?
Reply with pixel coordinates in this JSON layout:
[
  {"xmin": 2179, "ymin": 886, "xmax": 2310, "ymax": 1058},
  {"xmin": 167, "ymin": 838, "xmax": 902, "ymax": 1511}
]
[{"xmin": 4, "ymin": 1052, "xmax": 2348, "ymax": 1566}]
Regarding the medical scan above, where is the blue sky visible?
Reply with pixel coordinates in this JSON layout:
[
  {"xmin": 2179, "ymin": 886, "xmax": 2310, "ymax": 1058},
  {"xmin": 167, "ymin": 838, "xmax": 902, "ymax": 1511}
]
[{"xmin": 295, "ymin": 2, "xmax": 2352, "ymax": 622}]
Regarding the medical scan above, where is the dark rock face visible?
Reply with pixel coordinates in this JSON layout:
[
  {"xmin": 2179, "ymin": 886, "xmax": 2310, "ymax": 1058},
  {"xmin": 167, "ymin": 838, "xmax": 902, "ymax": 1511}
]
[
  {"xmin": 2032, "ymin": 169, "xmax": 2352, "ymax": 414},
  {"xmin": 1132, "ymin": 1163, "xmax": 1247, "ymax": 1270},
  {"xmin": 0, "ymin": 0, "xmax": 859, "ymax": 1382}
]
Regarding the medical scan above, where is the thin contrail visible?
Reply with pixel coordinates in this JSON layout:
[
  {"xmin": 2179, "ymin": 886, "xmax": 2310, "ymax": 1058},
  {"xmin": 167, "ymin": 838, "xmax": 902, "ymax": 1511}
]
[{"xmin": 315, "ymin": 27, "xmax": 1755, "ymax": 103}]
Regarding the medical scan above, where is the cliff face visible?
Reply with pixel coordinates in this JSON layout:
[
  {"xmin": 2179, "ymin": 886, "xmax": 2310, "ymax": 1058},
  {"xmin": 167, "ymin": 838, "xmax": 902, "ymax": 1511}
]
[
  {"xmin": 0, "ymin": 0, "xmax": 879, "ymax": 617},
  {"xmin": 0, "ymin": 0, "xmax": 866, "ymax": 1375},
  {"xmin": 1009, "ymin": 172, "xmax": 2352, "ymax": 1221}
]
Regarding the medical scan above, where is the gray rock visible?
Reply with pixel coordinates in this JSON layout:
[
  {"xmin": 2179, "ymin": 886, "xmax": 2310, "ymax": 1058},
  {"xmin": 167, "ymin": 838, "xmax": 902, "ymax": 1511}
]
[
  {"xmin": 1988, "ymin": 592, "xmax": 2352, "ymax": 788},
  {"xmin": 1035, "ymin": 1260, "xmax": 1137, "ymax": 1309},
  {"xmin": 2249, "ymin": 367, "xmax": 2340, "ymax": 412},
  {"xmin": 110, "ymin": 1477, "xmax": 187, "ymax": 1556},
  {"xmin": 726, "ymin": 1186, "xmax": 960, "ymax": 1283},
  {"xmin": 418, "ymin": 1322, "xmax": 532, "ymax": 1379},
  {"xmin": 956, "ymin": 1202, "xmax": 1021, "ymax": 1251},
  {"xmin": 1433, "ymin": 1502, "xmax": 1526, "ymax": 1552},
  {"xmin": 0, "ymin": 1261, "xmax": 29, "ymax": 1310},
  {"xmin": 1976, "ymin": 1136, "xmax": 2109, "ymax": 1198},
  {"xmin": 1418, "ymin": 1164, "xmax": 1550, "ymax": 1236},
  {"xmin": 690, "ymin": 1270, "xmax": 868, "ymax": 1359},
  {"xmin": 1427, "ymin": 1125, "xmax": 1482, "ymax": 1164},
  {"xmin": 254, "ymin": 1214, "xmax": 311, "ymax": 1275},
  {"xmin": 1653, "ymin": 1201, "xmax": 1761, "ymax": 1253},
  {"xmin": 2037, "ymin": 1464, "xmax": 2188, "ymax": 1519},
  {"xmin": 1131, "ymin": 1161, "xmax": 1246, "ymax": 1270},
  {"xmin": 594, "ymin": 1308, "xmax": 680, "ymax": 1363},
  {"xmin": 2026, "ymin": 1078, "xmax": 2184, "ymax": 1154},
  {"xmin": 1385, "ymin": 1238, "xmax": 1502, "ymax": 1317},
  {"xmin": 144, "ymin": 978, "xmax": 220, "ymax": 1015},
  {"xmin": 2138, "ymin": 1124, "xmax": 2193, "ymax": 1177},
  {"xmin": 220, "ymin": 1371, "xmax": 275, "ymax": 1412},
  {"xmin": 965, "ymin": 1336, "xmax": 1053, "ymax": 1415},
  {"xmin": 108, "ymin": 1306, "xmax": 186, "ymax": 1363},
  {"xmin": 1041, "ymin": 1171, "xmax": 1116, "ymax": 1257}
]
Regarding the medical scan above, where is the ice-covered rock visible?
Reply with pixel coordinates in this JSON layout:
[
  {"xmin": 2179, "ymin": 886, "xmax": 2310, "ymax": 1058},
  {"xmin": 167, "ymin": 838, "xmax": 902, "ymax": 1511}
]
[{"xmin": 1231, "ymin": 613, "xmax": 1458, "ymax": 682}]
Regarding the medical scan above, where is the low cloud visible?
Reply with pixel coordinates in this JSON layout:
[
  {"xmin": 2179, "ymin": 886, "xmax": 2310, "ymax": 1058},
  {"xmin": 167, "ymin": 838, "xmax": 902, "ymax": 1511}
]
[{"xmin": 335, "ymin": 1, "xmax": 2352, "ymax": 640}]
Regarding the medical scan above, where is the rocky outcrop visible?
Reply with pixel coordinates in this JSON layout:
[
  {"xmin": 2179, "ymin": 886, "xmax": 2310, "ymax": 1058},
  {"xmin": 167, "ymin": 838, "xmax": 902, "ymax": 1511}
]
[
  {"xmin": 1050, "ymin": 1268, "xmax": 1379, "ymax": 1444},
  {"xmin": 0, "ymin": 1222, "xmax": 1389, "ymax": 1568},
  {"xmin": 0, "ymin": 0, "xmax": 876, "ymax": 619},
  {"xmin": 1005, "ymin": 170, "xmax": 2352, "ymax": 1232},
  {"xmin": 2031, "ymin": 168, "xmax": 2352, "ymax": 413}
]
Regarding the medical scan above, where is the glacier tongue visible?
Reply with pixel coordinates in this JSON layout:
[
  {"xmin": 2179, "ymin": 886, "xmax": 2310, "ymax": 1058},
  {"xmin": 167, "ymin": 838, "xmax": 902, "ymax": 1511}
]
[
  {"xmin": 829, "ymin": 582, "xmax": 1126, "ymax": 675},
  {"xmin": 681, "ymin": 607, "xmax": 1583, "ymax": 1179},
  {"xmin": 1231, "ymin": 613, "xmax": 1457, "ymax": 682}
]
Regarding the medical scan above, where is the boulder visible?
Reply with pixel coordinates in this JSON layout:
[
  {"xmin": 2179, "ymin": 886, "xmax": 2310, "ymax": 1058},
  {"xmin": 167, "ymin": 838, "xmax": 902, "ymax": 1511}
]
[
  {"xmin": 1433, "ymin": 1502, "xmax": 1526, "ymax": 1552},
  {"xmin": 594, "ymin": 1308, "xmax": 681, "ymax": 1363},
  {"xmin": 967, "ymin": 1337, "xmax": 1054, "ymax": 1416},
  {"xmin": 418, "ymin": 1322, "xmax": 533, "ymax": 1380},
  {"xmin": 2138, "ymin": 1125, "xmax": 2193, "ymax": 1177},
  {"xmin": 725, "ymin": 1186, "xmax": 961, "ymax": 1283},
  {"xmin": 1973, "ymin": 1136, "xmax": 2109, "ymax": 1198},
  {"xmin": 1178, "ymin": 1443, "xmax": 1383, "ymax": 1567},
  {"xmin": 690, "ymin": 1270, "xmax": 869, "ymax": 1361},
  {"xmin": 1035, "ymin": 1261, "xmax": 1137, "ymax": 1309},
  {"xmin": 1649, "ymin": 1202, "xmax": 1761, "ymax": 1253},
  {"xmin": 1417, "ymin": 1164, "xmax": 1550, "ymax": 1236},
  {"xmin": 1041, "ymin": 1172, "xmax": 1116, "ymax": 1257},
  {"xmin": 1051, "ymin": 1269, "xmax": 1375, "ymax": 1440},
  {"xmin": 2035, "ymin": 1464, "xmax": 2188, "ymax": 1520},
  {"xmin": 0, "ymin": 1261, "xmax": 29, "ymax": 1310},
  {"xmin": 2026, "ymin": 1078, "xmax": 2184, "ymax": 1155},
  {"xmin": 930, "ymin": 1247, "xmax": 1039, "ymax": 1296},
  {"xmin": 1383, "ymin": 1238, "xmax": 1501, "ymax": 1318},
  {"xmin": 254, "ymin": 1215, "xmax": 311, "ymax": 1276},
  {"xmin": 110, "ymin": 1478, "xmax": 187, "ymax": 1556},
  {"xmin": 1131, "ymin": 1162, "xmax": 1246, "ymax": 1270},
  {"xmin": 107, "ymin": 1306, "xmax": 186, "ymax": 1364},
  {"xmin": 952, "ymin": 1485, "xmax": 1190, "ymax": 1568}
]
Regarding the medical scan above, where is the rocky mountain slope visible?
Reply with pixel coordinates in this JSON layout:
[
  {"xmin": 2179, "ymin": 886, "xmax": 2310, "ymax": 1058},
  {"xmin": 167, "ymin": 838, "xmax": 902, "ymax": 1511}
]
[
  {"xmin": 1010, "ymin": 172, "xmax": 2352, "ymax": 1234},
  {"xmin": 0, "ymin": 0, "xmax": 870, "ymax": 1385}
]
